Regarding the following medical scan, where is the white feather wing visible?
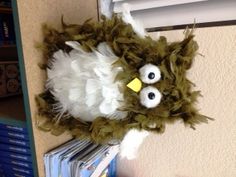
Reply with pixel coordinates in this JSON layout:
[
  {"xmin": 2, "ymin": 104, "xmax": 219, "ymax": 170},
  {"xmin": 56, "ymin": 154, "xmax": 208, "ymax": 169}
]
[
  {"xmin": 120, "ymin": 129, "xmax": 149, "ymax": 159},
  {"xmin": 47, "ymin": 41, "xmax": 126, "ymax": 122},
  {"xmin": 121, "ymin": 3, "xmax": 147, "ymax": 38}
]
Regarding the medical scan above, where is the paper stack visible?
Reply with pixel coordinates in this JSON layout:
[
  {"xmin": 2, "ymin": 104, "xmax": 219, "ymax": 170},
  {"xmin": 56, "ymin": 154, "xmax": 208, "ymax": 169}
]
[{"xmin": 44, "ymin": 139, "xmax": 119, "ymax": 177}]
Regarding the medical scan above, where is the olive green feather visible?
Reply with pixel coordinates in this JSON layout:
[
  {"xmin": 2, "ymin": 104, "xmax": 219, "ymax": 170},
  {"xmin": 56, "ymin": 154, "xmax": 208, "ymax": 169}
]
[{"xmin": 36, "ymin": 15, "xmax": 212, "ymax": 144}]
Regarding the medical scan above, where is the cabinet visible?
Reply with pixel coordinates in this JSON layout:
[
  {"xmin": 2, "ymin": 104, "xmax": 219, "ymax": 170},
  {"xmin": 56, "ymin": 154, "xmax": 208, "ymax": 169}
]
[{"xmin": 0, "ymin": 1, "xmax": 98, "ymax": 176}]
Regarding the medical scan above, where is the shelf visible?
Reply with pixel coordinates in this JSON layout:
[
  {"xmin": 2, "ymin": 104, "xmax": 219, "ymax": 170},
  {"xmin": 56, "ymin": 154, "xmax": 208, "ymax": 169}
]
[
  {"xmin": 0, "ymin": 6, "xmax": 12, "ymax": 13},
  {"xmin": 0, "ymin": 44, "xmax": 16, "ymax": 48},
  {"xmin": 0, "ymin": 116, "xmax": 26, "ymax": 127},
  {"xmin": 0, "ymin": 95, "xmax": 26, "ymax": 122},
  {"xmin": 0, "ymin": 46, "xmax": 18, "ymax": 60}
]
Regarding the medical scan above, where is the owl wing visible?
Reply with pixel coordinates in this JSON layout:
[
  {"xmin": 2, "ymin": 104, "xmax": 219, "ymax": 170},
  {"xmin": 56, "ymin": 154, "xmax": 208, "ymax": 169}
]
[
  {"xmin": 120, "ymin": 129, "xmax": 149, "ymax": 159},
  {"xmin": 121, "ymin": 3, "xmax": 147, "ymax": 38}
]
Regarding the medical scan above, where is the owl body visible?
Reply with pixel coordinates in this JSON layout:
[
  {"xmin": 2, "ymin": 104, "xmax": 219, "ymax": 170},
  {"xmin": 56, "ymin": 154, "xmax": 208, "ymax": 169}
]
[
  {"xmin": 47, "ymin": 40, "xmax": 149, "ymax": 159},
  {"xmin": 37, "ymin": 6, "xmax": 210, "ymax": 160},
  {"xmin": 47, "ymin": 41, "xmax": 127, "ymax": 122}
]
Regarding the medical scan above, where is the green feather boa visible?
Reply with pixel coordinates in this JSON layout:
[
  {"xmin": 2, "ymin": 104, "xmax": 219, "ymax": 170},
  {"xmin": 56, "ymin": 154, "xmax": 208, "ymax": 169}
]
[{"xmin": 36, "ymin": 15, "xmax": 212, "ymax": 143}]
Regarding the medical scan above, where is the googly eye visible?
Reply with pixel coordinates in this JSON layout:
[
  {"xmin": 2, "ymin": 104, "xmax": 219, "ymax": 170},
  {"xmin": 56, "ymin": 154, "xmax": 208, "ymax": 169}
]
[
  {"xmin": 139, "ymin": 64, "xmax": 161, "ymax": 84},
  {"xmin": 140, "ymin": 86, "xmax": 162, "ymax": 108}
]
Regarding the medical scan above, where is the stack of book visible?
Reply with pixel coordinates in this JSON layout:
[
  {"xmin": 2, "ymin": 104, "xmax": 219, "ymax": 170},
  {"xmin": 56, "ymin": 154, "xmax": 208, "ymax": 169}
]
[
  {"xmin": 0, "ymin": 122, "xmax": 33, "ymax": 177},
  {"xmin": 44, "ymin": 139, "xmax": 119, "ymax": 177}
]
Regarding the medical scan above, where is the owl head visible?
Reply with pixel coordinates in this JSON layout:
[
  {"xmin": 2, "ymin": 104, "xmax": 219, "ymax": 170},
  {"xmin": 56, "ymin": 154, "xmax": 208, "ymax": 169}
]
[{"xmin": 36, "ymin": 15, "xmax": 211, "ymax": 143}]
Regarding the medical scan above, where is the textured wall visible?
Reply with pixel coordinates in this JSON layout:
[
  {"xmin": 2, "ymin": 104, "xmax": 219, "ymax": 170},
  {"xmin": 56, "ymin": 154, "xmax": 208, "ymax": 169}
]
[{"xmin": 118, "ymin": 26, "xmax": 236, "ymax": 177}]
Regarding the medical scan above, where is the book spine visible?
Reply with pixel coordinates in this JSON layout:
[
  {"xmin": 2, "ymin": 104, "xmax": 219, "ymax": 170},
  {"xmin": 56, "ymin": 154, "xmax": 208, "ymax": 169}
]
[
  {"xmin": 0, "ymin": 136, "xmax": 30, "ymax": 147},
  {"xmin": 108, "ymin": 156, "xmax": 117, "ymax": 177},
  {"xmin": 0, "ymin": 130, "xmax": 29, "ymax": 140},
  {"xmin": 0, "ymin": 158, "xmax": 32, "ymax": 169},
  {"xmin": 0, "ymin": 151, "xmax": 32, "ymax": 162},
  {"xmin": 3, "ymin": 171, "xmax": 32, "ymax": 177},
  {"xmin": 0, "ymin": 144, "xmax": 31, "ymax": 155},
  {"xmin": 0, "ymin": 163, "xmax": 33, "ymax": 176},
  {"xmin": 0, "ymin": 169, "xmax": 5, "ymax": 177},
  {"xmin": 0, "ymin": 123, "xmax": 27, "ymax": 133}
]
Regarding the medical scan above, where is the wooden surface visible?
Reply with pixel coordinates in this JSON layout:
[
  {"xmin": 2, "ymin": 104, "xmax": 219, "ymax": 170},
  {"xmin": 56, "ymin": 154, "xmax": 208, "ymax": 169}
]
[{"xmin": 16, "ymin": 1, "xmax": 98, "ymax": 176}]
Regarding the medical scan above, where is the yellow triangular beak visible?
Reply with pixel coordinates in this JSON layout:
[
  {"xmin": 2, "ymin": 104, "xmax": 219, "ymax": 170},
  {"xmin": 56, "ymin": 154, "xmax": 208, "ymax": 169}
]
[{"xmin": 126, "ymin": 78, "xmax": 142, "ymax": 92}]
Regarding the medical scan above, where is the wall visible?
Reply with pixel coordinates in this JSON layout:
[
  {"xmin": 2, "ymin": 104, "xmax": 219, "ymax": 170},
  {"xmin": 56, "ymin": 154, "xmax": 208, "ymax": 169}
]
[{"xmin": 118, "ymin": 25, "xmax": 236, "ymax": 177}]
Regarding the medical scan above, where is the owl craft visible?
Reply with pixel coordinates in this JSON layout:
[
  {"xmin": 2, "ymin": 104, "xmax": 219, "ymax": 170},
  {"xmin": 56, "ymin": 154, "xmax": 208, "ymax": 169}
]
[{"xmin": 36, "ymin": 10, "xmax": 211, "ymax": 159}]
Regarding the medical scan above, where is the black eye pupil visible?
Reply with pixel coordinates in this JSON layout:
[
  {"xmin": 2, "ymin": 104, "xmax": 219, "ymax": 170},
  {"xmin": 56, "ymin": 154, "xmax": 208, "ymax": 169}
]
[
  {"xmin": 148, "ymin": 92, "xmax": 155, "ymax": 100},
  {"xmin": 148, "ymin": 72, "xmax": 155, "ymax": 79}
]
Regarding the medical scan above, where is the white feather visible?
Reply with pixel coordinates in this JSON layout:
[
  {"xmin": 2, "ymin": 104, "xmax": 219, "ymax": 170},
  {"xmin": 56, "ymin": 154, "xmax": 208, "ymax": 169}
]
[
  {"xmin": 120, "ymin": 129, "xmax": 149, "ymax": 160},
  {"xmin": 47, "ymin": 41, "xmax": 127, "ymax": 122},
  {"xmin": 121, "ymin": 3, "xmax": 147, "ymax": 38}
]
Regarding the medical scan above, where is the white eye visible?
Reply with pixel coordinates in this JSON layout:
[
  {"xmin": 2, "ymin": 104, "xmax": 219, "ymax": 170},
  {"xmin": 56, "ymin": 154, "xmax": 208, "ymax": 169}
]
[
  {"xmin": 139, "ymin": 64, "xmax": 161, "ymax": 84},
  {"xmin": 140, "ymin": 86, "xmax": 162, "ymax": 108}
]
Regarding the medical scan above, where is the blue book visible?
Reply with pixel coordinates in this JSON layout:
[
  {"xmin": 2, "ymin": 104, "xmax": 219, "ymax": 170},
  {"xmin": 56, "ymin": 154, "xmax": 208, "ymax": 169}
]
[
  {"xmin": 0, "ymin": 173, "xmax": 6, "ymax": 177},
  {"xmin": 0, "ymin": 130, "xmax": 29, "ymax": 140},
  {"xmin": 0, "ymin": 151, "xmax": 32, "ymax": 162},
  {"xmin": 0, "ymin": 165, "xmax": 5, "ymax": 177},
  {"xmin": 0, "ymin": 164, "xmax": 33, "ymax": 176},
  {"xmin": 0, "ymin": 144, "xmax": 31, "ymax": 155},
  {"xmin": 0, "ymin": 169, "xmax": 33, "ymax": 177},
  {"xmin": 0, "ymin": 136, "xmax": 30, "ymax": 147},
  {"xmin": 2, "ymin": 171, "xmax": 32, "ymax": 177},
  {"xmin": 76, "ymin": 146, "xmax": 119, "ymax": 177},
  {"xmin": 0, "ymin": 123, "xmax": 28, "ymax": 134},
  {"xmin": 108, "ymin": 156, "xmax": 117, "ymax": 177},
  {"xmin": 0, "ymin": 157, "xmax": 32, "ymax": 169},
  {"xmin": 78, "ymin": 154, "xmax": 117, "ymax": 177},
  {"xmin": 79, "ymin": 154, "xmax": 103, "ymax": 177}
]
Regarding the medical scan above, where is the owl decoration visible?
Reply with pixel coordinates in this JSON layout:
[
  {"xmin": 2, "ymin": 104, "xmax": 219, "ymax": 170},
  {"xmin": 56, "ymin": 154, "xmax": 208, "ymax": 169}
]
[{"xmin": 36, "ymin": 9, "xmax": 211, "ymax": 159}]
